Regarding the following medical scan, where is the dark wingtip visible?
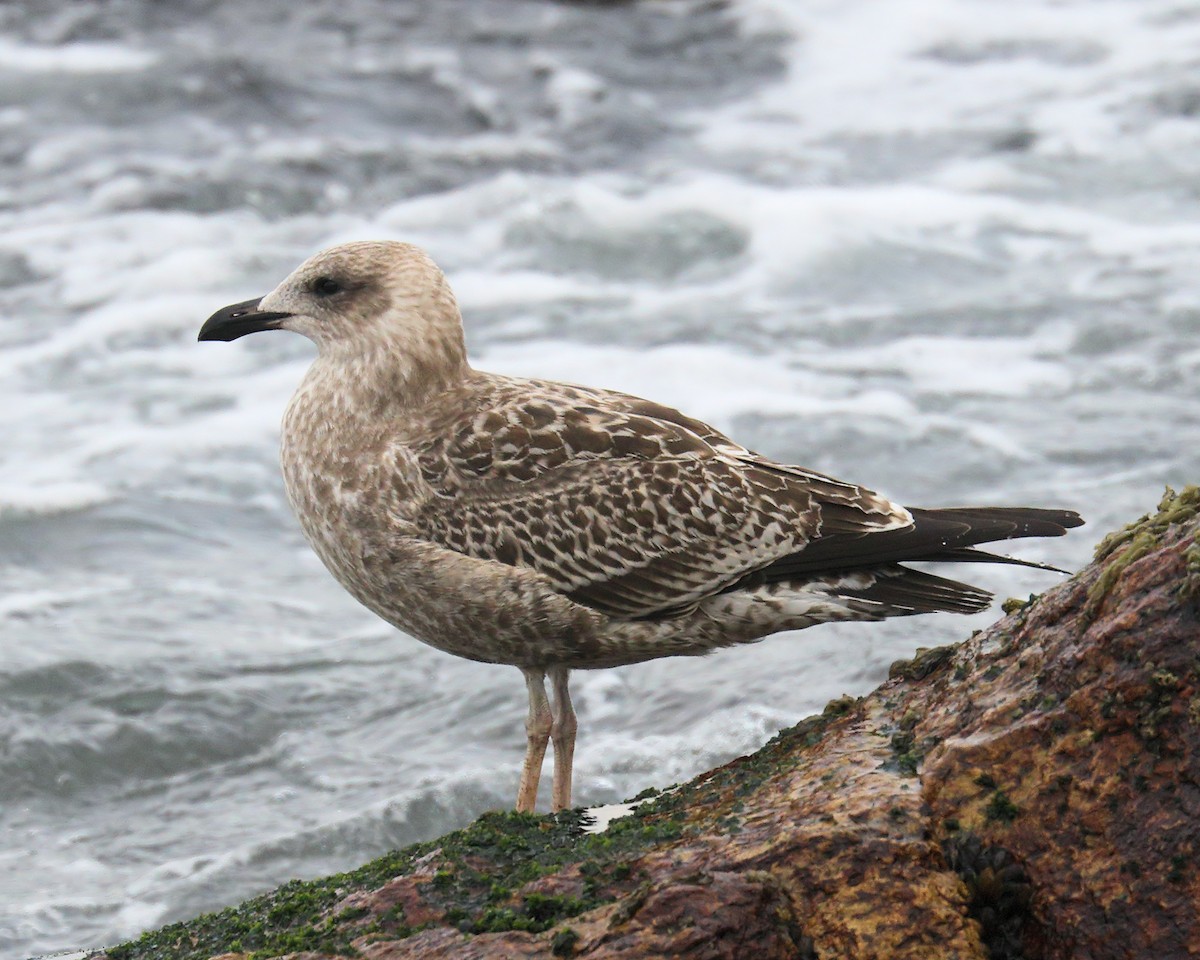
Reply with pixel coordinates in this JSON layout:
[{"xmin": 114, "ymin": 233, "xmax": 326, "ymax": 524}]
[
  {"xmin": 1023, "ymin": 508, "xmax": 1084, "ymax": 532},
  {"xmin": 930, "ymin": 547, "xmax": 1073, "ymax": 574},
  {"xmin": 915, "ymin": 506, "xmax": 1084, "ymax": 538}
]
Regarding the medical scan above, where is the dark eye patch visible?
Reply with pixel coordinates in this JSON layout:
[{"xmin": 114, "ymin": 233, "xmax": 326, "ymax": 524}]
[{"xmin": 311, "ymin": 276, "xmax": 342, "ymax": 297}]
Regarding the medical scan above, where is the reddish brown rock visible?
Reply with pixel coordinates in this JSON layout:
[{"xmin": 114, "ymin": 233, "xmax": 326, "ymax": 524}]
[
  {"xmin": 351, "ymin": 870, "xmax": 803, "ymax": 960},
  {"xmin": 97, "ymin": 489, "xmax": 1200, "ymax": 960}
]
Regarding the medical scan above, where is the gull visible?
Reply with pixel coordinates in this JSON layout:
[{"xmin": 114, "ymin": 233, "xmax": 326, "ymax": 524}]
[{"xmin": 199, "ymin": 240, "xmax": 1082, "ymax": 813}]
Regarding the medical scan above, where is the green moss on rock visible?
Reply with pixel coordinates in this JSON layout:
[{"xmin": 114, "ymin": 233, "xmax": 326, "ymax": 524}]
[
  {"xmin": 984, "ymin": 790, "xmax": 1020, "ymax": 823},
  {"xmin": 103, "ymin": 807, "xmax": 661, "ymax": 960},
  {"xmin": 1181, "ymin": 529, "xmax": 1200, "ymax": 602},
  {"xmin": 1088, "ymin": 486, "xmax": 1200, "ymax": 617},
  {"xmin": 551, "ymin": 925, "xmax": 581, "ymax": 957},
  {"xmin": 888, "ymin": 645, "xmax": 956, "ymax": 682},
  {"xmin": 105, "ymin": 861, "xmax": 417, "ymax": 960}
]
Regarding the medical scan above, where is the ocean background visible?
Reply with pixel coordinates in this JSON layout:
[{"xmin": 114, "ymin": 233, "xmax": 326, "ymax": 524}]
[{"xmin": 2, "ymin": 0, "xmax": 1198, "ymax": 954}]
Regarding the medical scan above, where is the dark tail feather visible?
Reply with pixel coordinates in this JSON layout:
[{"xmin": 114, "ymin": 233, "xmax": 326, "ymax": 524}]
[
  {"xmin": 910, "ymin": 506, "xmax": 1084, "ymax": 541},
  {"xmin": 921, "ymin": 546, "xmax": 1072, "ymax": 575},
  {"xmin": 834, "ymin": 566, "xmax": 993, "ymax": 615},
  {"xmin": 759, "ymin": 505, "xmax": 1083, "ymax": 579}
]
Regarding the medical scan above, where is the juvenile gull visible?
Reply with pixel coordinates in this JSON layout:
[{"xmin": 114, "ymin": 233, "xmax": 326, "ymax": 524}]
[{"xmin": 199, "ymin": 240, "xmax": 1083, "ymax": 813}]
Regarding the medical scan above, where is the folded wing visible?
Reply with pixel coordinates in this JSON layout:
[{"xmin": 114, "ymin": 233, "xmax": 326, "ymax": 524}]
[{"xmin": 409, "ymin": 385, "xmax": 910, "ymax": 619}]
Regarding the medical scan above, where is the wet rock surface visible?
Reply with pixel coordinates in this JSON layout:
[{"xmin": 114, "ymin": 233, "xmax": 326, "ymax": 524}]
[{"xmin": 94, "ymin": 489, "xmax": 1200, "ymax": 960}]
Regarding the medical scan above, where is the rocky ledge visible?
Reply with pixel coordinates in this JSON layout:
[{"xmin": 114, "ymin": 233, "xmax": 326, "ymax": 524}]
[{"xmin": 95, "ymin": 488, "xmax": 1200, "ymax": 960}]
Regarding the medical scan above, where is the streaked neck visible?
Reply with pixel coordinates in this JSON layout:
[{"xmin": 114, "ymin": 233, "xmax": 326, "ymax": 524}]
[{"xmin": 309, "ymin": 333, "xmax": 469, "ymax": 417}]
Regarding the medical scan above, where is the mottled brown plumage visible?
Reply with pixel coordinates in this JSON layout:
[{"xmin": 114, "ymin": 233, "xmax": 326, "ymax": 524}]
[{"xmin": 199, "ymin": 240, "xmax": 1083, "ymax": 812}]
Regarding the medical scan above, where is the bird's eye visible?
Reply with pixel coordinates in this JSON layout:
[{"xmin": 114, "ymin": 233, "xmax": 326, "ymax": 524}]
[{"xmin": 312, "ymin": 277, "xmax": 342, "ymax": 297}]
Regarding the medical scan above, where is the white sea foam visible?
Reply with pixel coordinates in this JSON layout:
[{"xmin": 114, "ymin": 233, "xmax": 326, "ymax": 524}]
[
  {"xmin": 0, "ymin": 588, "xmax": 110, "ymax": 620},
  {"xmin": 811, "ymin": 329, "xmax": 1074, "ymax": 398},
  {"xmin": 581, "ymin": 802, "xmax": 638, "ymax": 834},
  {"xmin": 0, "ymin": 481, "xmax": 111, "ymax": 516},
  {"xmin": 0, "ymin": 38, "xmax": 157, "ymax": 73},
  {"xmin": 26, "ymin": 952, "xmax": 93, "ymax": 960},
  {"xmin": 725, "ymin": 0, "xmax": 1200, "ymax": 152},
  {"xmin": 480, "ymin": 339, "xmax": 920, "ymax": 432}
]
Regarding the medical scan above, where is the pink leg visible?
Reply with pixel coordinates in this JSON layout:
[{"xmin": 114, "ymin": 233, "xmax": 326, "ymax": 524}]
[
  {"xmin": 516, "ymin": 668, "xmax": 552, "ymax": 813},
  {"xmin": 549, "ymin": 666, "xmax": 577, "ymax": 812}
]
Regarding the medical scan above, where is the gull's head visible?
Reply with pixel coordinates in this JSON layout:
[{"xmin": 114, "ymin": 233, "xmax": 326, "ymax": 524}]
[{"xmin": 199, "ymin": 241, "xmax": 466, "ymax": 365}]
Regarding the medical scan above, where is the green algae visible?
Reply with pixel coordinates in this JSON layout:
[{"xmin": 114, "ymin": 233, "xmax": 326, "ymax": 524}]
[
  {"xmin": 889, "ymin": 730, "xmax": 921, "ymax": 777},
  {"xmin": 105, "ymin": 875, "xmax": 392, "ymax": 960},
  {"xmin": 1088, "ymin": 486, "xmax": 1200, "ymax": 618},
  {"xmin": 984, "ymin": 790, "xmax": 1021, "ymax": 823},
  {"xmin": 1093, "ymin": 486, "xmax": 1200, "ymax": 563},
  {"xmin": 1000, "ymin": 595, "xmax": 1038, "ymax": 616},
  {"xmin": 1136, "ymin": 666, "xmax": 1183, "ymax": 744},
  {"xmin": 102, "ymin": 807, "xmax": 659, "ymax": 960},
  {"xmin": 1181, "ymin": 529, "xmax": 1200, "ymax": 602},
  {"xmin": 888, "ymin": 644, "xmax": 956, "ymax": 682},
  {"xmin": 551, "ymin": 925, "xmax": 581, "ymax": 957},
  {"xmin": 414, "ymin": 803, "xmax": 688, "ymax": 939},
  {"xmin": 1001, "ymin": 597, "xmax": 1023, "ymax": 615}
]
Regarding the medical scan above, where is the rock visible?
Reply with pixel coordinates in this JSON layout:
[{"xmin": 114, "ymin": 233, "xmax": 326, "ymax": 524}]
[{"xmin": 94, "ymin": 488, "xmax": 1200, "ymax": 960}]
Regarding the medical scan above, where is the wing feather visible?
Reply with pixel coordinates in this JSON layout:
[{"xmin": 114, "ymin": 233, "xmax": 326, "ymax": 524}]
[{"xmin": 406, "ymin": 379, "xmax": 913, "ymax": 619}]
